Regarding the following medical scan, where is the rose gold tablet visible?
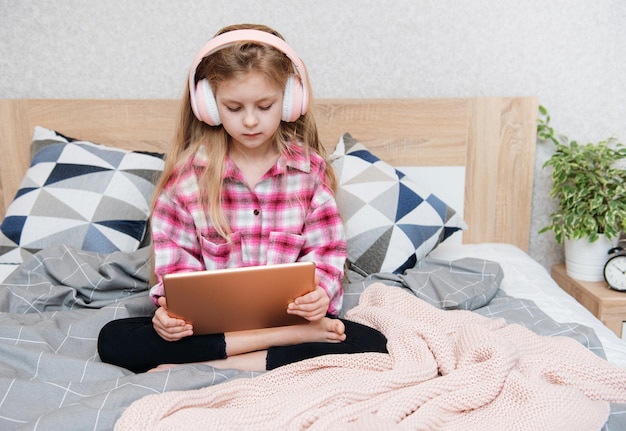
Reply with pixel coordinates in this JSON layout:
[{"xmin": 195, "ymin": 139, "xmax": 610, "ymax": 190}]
[{"xmin": 162, "ymin": 261, "xmax": 316, "ymax": 334}]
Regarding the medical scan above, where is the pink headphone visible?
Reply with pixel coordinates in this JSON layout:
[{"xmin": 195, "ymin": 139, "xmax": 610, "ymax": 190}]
[{"xmin": 188, "ymin": 29, "xmax": 310, "ymax": 126}]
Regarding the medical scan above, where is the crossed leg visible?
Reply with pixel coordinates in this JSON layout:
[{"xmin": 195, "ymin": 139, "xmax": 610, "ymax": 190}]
[{"xmin": 149, "ymin": 317, "xmax": 346, "ymax": 372}]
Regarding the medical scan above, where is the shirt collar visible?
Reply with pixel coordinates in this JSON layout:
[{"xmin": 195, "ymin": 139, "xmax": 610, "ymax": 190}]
[{"xmin": 193, "ymin": 142, "xmax": 312, "ymax": 180}]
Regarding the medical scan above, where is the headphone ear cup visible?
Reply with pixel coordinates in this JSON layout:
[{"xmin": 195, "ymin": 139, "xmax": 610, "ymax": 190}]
[
  {"xmin": 282, "ymin": 75, "xmax": 304, "ymax": 122},
  {"xmin": 195, "ymin": 79, "xmax": 221, "ymax": 126}
]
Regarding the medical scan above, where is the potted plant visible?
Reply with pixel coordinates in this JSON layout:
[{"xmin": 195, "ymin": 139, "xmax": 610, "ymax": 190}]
[{"xmin": 538, "ymin": 106, "xmax": 626, "ymax": 281}]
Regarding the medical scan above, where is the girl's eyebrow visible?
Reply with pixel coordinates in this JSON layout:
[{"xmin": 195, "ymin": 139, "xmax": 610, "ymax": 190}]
[
  {"xmin": 226, "ymin": 97, "xmax": 272, "ymax": 102},
  {"xmin": 220, "ymin": 97, "xmax": 278, "ymax": 106},
  {"xmin": 219, "ymin": 93, "xmax": 280, "ymax": 103}
]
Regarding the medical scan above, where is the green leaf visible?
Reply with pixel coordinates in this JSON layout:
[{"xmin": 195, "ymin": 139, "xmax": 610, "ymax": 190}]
[{"xmin": 538, "ymin": 106, "xmax": 626, "ymax": 244}]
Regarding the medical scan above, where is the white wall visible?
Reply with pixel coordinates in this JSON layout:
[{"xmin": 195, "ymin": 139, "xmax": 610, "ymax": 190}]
[{"xmin": 1, "ymin": 0, "xmax": 625, "ymax": 271}]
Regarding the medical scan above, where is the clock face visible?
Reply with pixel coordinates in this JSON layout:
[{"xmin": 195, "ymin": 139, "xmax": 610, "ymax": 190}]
[{"xmin": 604, "ymin": 255, "xmax": 626, "ymax": 291}]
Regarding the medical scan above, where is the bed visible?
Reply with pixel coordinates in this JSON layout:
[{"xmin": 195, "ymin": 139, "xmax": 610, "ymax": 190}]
[{"xmin": 0, "ymin": 97, "xmax": 625, "ymax": 430}]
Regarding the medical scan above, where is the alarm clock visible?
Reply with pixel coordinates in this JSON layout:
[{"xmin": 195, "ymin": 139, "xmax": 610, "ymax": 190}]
[{"xmin": 603, "ymin": 246, "xmax": 626, "ymax": 291}]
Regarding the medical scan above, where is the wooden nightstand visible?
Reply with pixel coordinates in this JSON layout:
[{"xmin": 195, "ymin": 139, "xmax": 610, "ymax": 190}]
[{"xmin": 552, "ymin": 263, "xmax": 626, "ymax": 338}]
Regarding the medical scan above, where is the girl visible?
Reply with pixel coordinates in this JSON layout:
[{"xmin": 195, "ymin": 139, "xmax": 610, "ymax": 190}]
[{"xmin": 98, "ymin": 24, "xmax": 387, "ymax": 373}]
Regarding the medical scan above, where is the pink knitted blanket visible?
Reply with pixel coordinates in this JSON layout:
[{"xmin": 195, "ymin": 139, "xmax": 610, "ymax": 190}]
[{"xmin": 116, "ymin": 283, "xmax": 626, "ymax": 430}]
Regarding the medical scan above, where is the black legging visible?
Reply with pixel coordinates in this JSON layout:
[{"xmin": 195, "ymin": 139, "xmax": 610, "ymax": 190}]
[{"xmin": 98, "ymin": 316, "xmax": 388, "ymax": 373}]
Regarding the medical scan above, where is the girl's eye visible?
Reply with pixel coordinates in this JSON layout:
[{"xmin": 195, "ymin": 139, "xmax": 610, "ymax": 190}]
[
  {"xmin": 259, "ymin": 104, "xmax": 273, "ymax": 111},
  {"xmin": 226, "ymin": 106, "xmax": 241, "ymax": 112}
]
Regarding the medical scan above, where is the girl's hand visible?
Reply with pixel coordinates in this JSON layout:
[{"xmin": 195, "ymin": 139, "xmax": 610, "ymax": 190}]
[
  {"xmin": 152, "ymin": 296, "xmax": 194, "ymax": 341},
  {"xmin": 287, "ymin": 278, "xmax": 330, "ymax": 322}
]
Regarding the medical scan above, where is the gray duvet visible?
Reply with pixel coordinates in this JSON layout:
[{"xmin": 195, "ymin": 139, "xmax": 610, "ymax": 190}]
[{"xmin": 0, "ymin": 245, "xmax": 623, "ymax": 430}]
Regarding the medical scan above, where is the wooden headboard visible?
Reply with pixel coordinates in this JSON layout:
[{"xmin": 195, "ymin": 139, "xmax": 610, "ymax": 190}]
[{"xmin": 0, "ymin": 97, "xmax": 538, "ymax": 251}]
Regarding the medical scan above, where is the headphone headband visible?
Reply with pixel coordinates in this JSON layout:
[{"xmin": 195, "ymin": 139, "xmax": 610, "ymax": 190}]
[{"xmin": 188, "ymin": 29, "xmax": 309, "ymax": 125}]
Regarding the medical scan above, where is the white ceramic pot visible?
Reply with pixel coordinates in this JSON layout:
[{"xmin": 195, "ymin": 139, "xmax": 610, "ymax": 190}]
[{"xmin": 564, "ymin": 235, "xmax": 615, "ymax": 281}]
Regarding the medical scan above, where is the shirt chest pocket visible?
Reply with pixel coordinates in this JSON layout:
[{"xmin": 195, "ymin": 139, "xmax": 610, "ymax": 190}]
[
  {"xmin": 199, "ymin": 232, "xmax": 243, "ymax": 270},
  {"xmin": 265, "ymin": 232, "xmax": 306, "ymax": 265}
]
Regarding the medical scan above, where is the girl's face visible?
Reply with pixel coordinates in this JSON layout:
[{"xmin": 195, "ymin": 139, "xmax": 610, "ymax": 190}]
[{"xmin": 215, "ymin": 71, "xmax": 283, "ymax": 155}]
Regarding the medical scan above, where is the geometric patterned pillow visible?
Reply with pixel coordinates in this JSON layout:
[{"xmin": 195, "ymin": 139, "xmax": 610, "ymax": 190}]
[
  {"xmin": 0, "ymin": 126, "xmax": 165, "ymax": 264},
  {"xmin": 330, "ymin": 133, "xmax": 466, "ymax": 276}
]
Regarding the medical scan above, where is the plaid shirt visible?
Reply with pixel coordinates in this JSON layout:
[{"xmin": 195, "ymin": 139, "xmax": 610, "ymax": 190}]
[{"xmin": 149, "ymin": 142, "xmax": 346, "ymax": 315}]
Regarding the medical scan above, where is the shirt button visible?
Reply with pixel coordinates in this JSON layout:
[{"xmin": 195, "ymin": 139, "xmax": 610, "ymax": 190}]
[{"xmin": 253, "ymin": 209, "xmax": 260, "ymax": 216}]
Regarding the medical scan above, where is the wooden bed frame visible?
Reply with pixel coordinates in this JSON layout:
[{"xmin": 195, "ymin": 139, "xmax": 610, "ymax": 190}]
[{"xmin": 0, "ymin": 97, "xmax": 538, "ymax": 251}]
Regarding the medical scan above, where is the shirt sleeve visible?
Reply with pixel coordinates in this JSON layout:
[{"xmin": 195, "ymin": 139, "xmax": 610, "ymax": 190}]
[
  {"xmin": 149, "ymin": 187, "xmax": 205, "ymax": 306},
  {"xmin": 299, "ymin": 161, "xmax": 347, "ymax": 315}
]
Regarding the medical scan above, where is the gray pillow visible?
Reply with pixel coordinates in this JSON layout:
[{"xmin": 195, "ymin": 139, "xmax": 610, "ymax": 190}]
[{"xmin": 340, "ymin": 257, "xmax": 503, "ymax": 316}]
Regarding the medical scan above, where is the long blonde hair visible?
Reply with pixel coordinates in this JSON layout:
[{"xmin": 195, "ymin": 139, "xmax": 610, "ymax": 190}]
[{"xmin": 154, "ymin": 24, "xmax": 334, "ymax": 239}]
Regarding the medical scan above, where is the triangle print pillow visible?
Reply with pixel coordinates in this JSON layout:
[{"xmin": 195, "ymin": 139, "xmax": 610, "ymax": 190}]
[
  {"xmin": 0, "ymin": 126, "xmax": 165, "ymax": 264},
  {"xmin": 330, "ymin": 133, "xmax": 466, "ymax": 275}
]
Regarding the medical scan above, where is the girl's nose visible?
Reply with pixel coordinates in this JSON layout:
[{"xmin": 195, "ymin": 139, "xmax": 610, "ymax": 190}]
[{"xmin": 243, "ymin": 110, "xmax": 259, "ymax": 127}]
